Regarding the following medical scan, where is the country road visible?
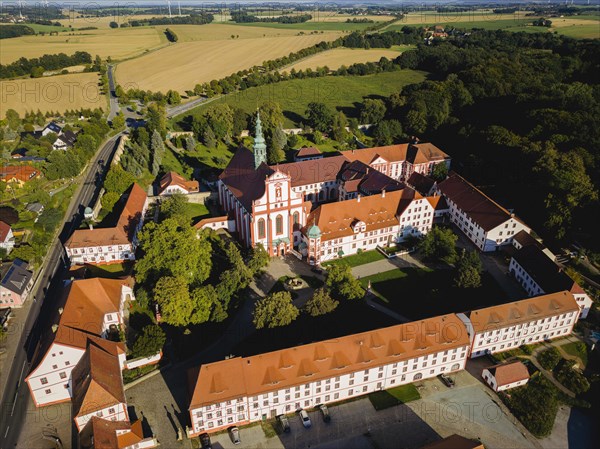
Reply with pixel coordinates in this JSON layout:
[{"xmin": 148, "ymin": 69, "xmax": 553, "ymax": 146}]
[
  {"xmin": 166, "ymin": 95, "xmax": 212, "ymax": 118},
  {"xmin": 0, "ymin": 132, "xmax": 124, "ymax": 449}
]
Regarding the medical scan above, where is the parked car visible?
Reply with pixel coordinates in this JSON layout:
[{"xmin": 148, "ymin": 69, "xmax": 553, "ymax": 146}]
[
  {"xmin": 298, "ymin": 409, "xmax": 312, "ymax": 428},
  {"xmin": 311, "ymin": 267, "xmax": 323, "ymax": 275},
  {"xmin": 277, "ymin": 414, "xmax": 291, "ymax": 433},
  {"xmin": 228, "ymin": 426, "xmax": 241, "ymax": 445},
  {"xmin": 0, "ymin": 307, "xmax": 11, "ymax": 328},
  {"xmin": 199, "ymin": 433, "xmax": 212, "ymax": 449},
  {"xmin": 438, "ymin": 373, "xmax": 455, "ymax": 388},
  {"xmin": 318, "ymin": 404, "xmax": 331, "ymax": 423}
]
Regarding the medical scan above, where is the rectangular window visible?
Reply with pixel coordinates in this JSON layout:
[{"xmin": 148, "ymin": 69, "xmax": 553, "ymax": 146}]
[{"xmin": 40, "ymin": 377, "xmax": 48, "ymax": 385}]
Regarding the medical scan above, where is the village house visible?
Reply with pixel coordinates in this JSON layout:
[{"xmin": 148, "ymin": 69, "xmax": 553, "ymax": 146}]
[
  {"xmin": 457, "ymin": 291, "xmax": 580, "ymax": 358},
  {"xmin": 406, "ymin": 172, "xmax": 438, "ymax": 197},
  {"xmin": 25, "ymin": 278, "xmax": 133, "ymax": 407},
  {"xmin": 294, "ymin": 146, "xmax": 323, "ymax": 162},
  {"xmin": 482, "ymin": 361, "xmax": 530, "ymax": 392},
  {"xmin": 437, "ymin": 172, "xmax": 530, "ymax": 252},
  {"xmin": 0, "ymin": 165, "xmax": 40, "ymax": 186},
  {"xmin": 64, "ymin": 183, "xmax": 148, "ymax": 265},
  {"xmin": 0, "ymin": 258, "xmax": 34, "ymax": 308},
  {"xmin": 0, "ymin": 220, "xmax": 16, "ymax": 254},
  {"xmin": 188, "ymin": 314, "xmax": 470, "ymax": 436},
  {"xmin": 509, "ymin": 243, "xmax": 594, "ymax": 319},
  {"xmin": 52, "ymin": 129, "xmax": 78, "ymax": 151},
  {"xmin": 157, "ymin": 171, "xmax": 200, "ymax": 196},
  {"xmin": 71, "ymin": 344, "xmax": 128, "ymax": 432},
  {"xmin": 79, "ymin": 416, "xmax": 158, "ymax": 449}
]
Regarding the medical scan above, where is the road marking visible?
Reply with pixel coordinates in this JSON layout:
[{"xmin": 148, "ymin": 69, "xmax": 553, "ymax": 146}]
[{"xmin": 4, "ymin": 425, "xmax": 9, "ymax": 438}]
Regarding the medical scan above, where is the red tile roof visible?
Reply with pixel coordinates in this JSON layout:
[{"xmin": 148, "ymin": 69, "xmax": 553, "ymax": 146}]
[
  {"xmin": 65, "ymin": 184, "xmax": 146, "ymax": 248},
  {"xmin": 466, "ymin": 291, "xmax": 580, "ymax": 333},
  {"xmin": 295, "ymin": 147, "xmax": 322, "ymax": 158},
  {"xmin": 0, "ymin": 220, "xmax": 11, "ymax": 242},
  {"xmin": 80, "ymin": 416, "xmax": 131, "ymax": 449},
  {"xmin": 486, "ymin": 361, "xmax": 530, "ymax": 387},
  {"xmin": 0, "ymin": 165, "xmax": 40, "ymax": 183},
  {"xmin": 275, "ymin": 155, "xmax": 348, "ymax": 187},
  {"xmin": 304, "ymin": 188, "xmax": 420, "ymax": 242},
  {"xmin": 407, "ymin": 172, "xmax": 436, "ymax": 196},
  {"xmin": 190, "ymin": 314, "xmax": 469, "ymax": 408},
  {"xmin": 344, "ymin": 143, "xmax": 449, "ymax": 166},
  {"xmin": 158, "ymin": 171, "xmax": 199, "ymax": 194},
  {"xmin": 339, "ymin": 160, "xmax": 405, "ymax": 195},
  {"xmin": 438, "ymin": 172, "xmax": 526, "ymax": 232},
  {"xmin": 72, "ymin": 343, "xmax": 126, "ymax": 420}
]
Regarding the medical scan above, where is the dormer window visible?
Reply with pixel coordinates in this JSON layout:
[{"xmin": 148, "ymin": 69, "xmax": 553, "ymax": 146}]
[{"xmin": 106, "ymin": 314, "xmax": 113, "ymax": 321}]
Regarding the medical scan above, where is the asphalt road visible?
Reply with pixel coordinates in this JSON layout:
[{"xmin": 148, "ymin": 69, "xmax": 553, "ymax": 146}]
[
  {"xmin": 0, "ymin": 133, "xmax": 124, "ymax": 449},
  {"xmin": 107, "ymin": 65, "xmax": 119, "ymax": 121},
  {"xmin": 166, "ymin": 95, "xmax": 210, "ymax": 118}
]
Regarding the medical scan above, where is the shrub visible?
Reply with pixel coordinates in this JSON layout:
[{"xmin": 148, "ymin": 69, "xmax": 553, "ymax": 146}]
[
  {"xmin": 555, "ymin": 360, "xmax": 590, "ymax": 395},
  {"xmin": 538, "ymin": 347, "xmax": 561, "ymax": 370}
]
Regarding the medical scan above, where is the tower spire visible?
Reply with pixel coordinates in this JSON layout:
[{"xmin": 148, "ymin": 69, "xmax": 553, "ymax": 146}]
[{"xmin": 253, "ymin": 111, "xmax": 267, "ymax": 169}]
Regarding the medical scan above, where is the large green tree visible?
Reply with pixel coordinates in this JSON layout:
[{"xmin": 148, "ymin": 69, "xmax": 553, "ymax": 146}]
[
  {"xmin": 104, "ymin": 165, "xmax": 136, "ymax": 194},
  {"xmin": 131, "ymin": 324, "xmax": 166, "ymax": 358},
  {"xmin": 419, "ymin": 227, "xmax": 458, "ymax": 264},
  {"xmin": 453, "ymin": 249, "xmax": 482, "ymax": 288},
  {"xmin": 306, "ymin": 102, "xmax": 334, "ymax": 132},
  {"xmin": 159, "ymin": 193, "xmax": 189, "ymax": 225},
  {"xmin": 253, "ymin": 291, "xmax": 299, "ymax": 329},
  {"xmin": 154, "ymin": 276, "xmax": 194, "ymax": 327},
  {"xmin": 305, "ymin": 288, "xmax": 339, "ymax": 317},
  {"xmin": 359, "ymin": 98, "xmax": 386, "ymax": 124},
  {"xmin": 325, "ymin": 263, "xmax": 363, "ymax": 301},
  {"xmin": 136, "ymin": 219, "xmax": 212, "ymax": 285}
]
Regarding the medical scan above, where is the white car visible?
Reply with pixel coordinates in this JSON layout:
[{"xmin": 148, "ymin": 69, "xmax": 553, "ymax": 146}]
[{"xmin": 298, "ymin": 409, "xmax": 312, "ymax": 428}]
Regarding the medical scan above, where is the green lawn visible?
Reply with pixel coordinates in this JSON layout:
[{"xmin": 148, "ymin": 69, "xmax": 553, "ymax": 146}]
[
  {"xmin": 21, "ymin": 22, "xmax": 71, "ymax": 33},
  {"xmin": 323, "ymin": 249, "xmax": 386, "ymax": 268},
  {"xmin": 162, "ymin": 148, "xmax": 192, "ymax": 178},
  {"xmin": 560, "ymin": 342, "xmax": 588, "ymax": 367},
  {"xmin": 359, "ymin": 268, "xmax": 506, "ymax": 320},
  {"xmin": 185, "ymin": 202, "xmax": 210, "ymax": 222},
  {"xmin": 82, "ymin": 262, "xmax": 133, "ymax": 279},
  {"xmin": 175, "ymin": 70, "xmax": 428, "ymax": 128},
  {"xmin": 369, "ymin": 384, "xmax": 421, "ymax": 411}
]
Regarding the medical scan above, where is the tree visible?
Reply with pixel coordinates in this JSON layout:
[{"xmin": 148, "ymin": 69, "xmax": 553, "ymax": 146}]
[
  {"xmin": 331, "ymin": 111, "xmax": 348, "ymax": 142},
  {"xmin": 104, "ymin": 165, "xmax": 135, "ymax": 194},
  {"xmin": 453, "ymin": 249, "xmax": 482, "ymax": 288},
  {"xmin": 111, "ymin": 113, "xmax": 125, "ymax": 130},
  {"xmin": 205, "ymin": 104, "xmax": 234, "ymax": 141},
  {"xmin": 109, "ymin": 21, "xmax": 119, "ymax": 28},
  {"xmin": 166, "ymin": 90, "xmax": 181, "ymax": 105},
  {"xmin": 306, "ymin": 102, "xmax": 334, "ymax": 132},
  {"xmin": 256, "ymin": 101, "xmax": 284, "ymax": 134},
  {"xmin": 247, "ymin": 243, "xmax": 270, "ymax": 275},
  {"xmin": 131, "ymin": 325, "xmax": 166, "ymax": 358},
  {"xmin": 374, "ymin": 120, "xmax": 402, "ymax": 146},
  {"xmin": 360, "ymin": 98, "xmax": 386, "ymax": 124},
  {"xmin": 145, "ymin": 103, "xmax": 167, "ymax": 137},
  {"xmin": 151, "ymin": 129, "xmax": 165, "ymax": 175},
  {"xmin": 5, "ymin": 109, "xmax": 20, "ymax": 130},
  {"xmin": 135, "ymin": 218, "xmax": 212, "ymax": 285},
  {"xmin": 325, "ymin": 263, "xmax": 364, "ymax": 301},
  {"xmin": 305, "ymin": 288, "xmax": 338, "ymax": 317},
  {"xmin": 253, "ymin": 291, "xmax": 299, "ymax": 329},
  {"xmin": 538, "ymin": 347, "xmax": 561, "ymax": 371},
  {"xmin": 203, "ymin": 126, "xmax": 217, "ymax": 149},
  {"xmin": 419, "ymin": 226, "xmax": 458, "ymax": 264},
  {"xmin": 190, "ymin": 285, "xmax": 218, "ymax": 324},
  {"xmin": 101, "ymin": 191, "xmax": 121, "ymax": 212},
  {"xmin": 269, "ymin": 126, "xmax": 286, "ymax": 164},
  {"xmin": 431, "ymin": 163, "xmax": 448, "ymax": 181},
  {"xmin": 154, "ymin": 276, "xmax": 194, "ymax": 327},
  {"xmin": 159, "ymin": 193, "xmax": 189, "ymax": 224}
]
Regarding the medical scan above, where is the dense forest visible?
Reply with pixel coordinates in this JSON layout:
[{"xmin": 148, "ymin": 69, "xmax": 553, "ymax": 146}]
[
  {"xmin": 129, "ymin": 13, "xmax": 213, "ymax": 26},
  {"xmin": 0, "ymin": 24, "xmax": 35, "ymax": 39},
  {"xmin": 230, "ymin": 12, "xmax": 312, "ymax": 23},
  {"xmin": 392, "ymin": 30, "xmax": 599, "ymax": 248},
  {"xmin": 0, "ymin": 51, "xmax": 94, "ymax": 79}
]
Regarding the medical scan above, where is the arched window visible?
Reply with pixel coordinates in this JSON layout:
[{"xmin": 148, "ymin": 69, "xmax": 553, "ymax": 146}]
[
  {"xmin": 413, "ymin": 373, "xmax": 423, "ymax": 381},
  {"xmin": 293, "ymin": 212, "xmax": 299, "ymax": 224},
  {"xmin": 318, "ymin": 190, "xmax": 325, "ymax": 201},
  {"xmin": 329, "ymin": 188, "xmax": 337, "ymax": 200},
  {"xmin": 451, "ymin": 363, "xmax": 460, "ymax": 371},
  {"xmin": 258, "ymin": 219, "xmax": 266, "ymax": 239},
  {"xmin": 275, "ymin": 215, "xmax": 283, "ymax": 235}
]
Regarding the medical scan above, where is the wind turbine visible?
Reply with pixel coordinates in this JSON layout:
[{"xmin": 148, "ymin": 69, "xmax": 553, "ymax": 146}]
[
  {"xmin": 18, "ymin": 0, "xmax": 25, "ymax": 20},
  {"xmin": 178, "ymin": 1, "xmax": 182, "ymax": 16},
  {"xmin": 167, "ymin": 0, "xmax": 172, "ymax": 19}
]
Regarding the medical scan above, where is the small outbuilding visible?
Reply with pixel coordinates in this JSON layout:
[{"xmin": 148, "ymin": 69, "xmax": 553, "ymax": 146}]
[{"xmin": 482, "ymin": 361, "xmax": 530, "ymax": 392}]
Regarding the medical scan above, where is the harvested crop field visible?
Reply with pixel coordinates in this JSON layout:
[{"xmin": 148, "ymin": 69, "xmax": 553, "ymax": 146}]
[
  {"xmin": 116, "ymin": 32, "xmax": 342, "ymax": 93},
  {"xmin": 156, "ymin": 23, "xmax": 312, "ymax": 41},
  {"xmin": 0, "ymin": 27, "xmax": 165, "ymax": 64},
  {"xmin": 285, "ymin": 47, "xmax": 405, "ymax": 72},
  {"xmin": 0, "ymin": 72, "xmax": 106, "ymax": 115}
]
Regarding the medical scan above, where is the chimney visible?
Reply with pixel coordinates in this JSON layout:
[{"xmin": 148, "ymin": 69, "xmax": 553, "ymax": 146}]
[
  {"xmin": 52, "ymin": 324, "xmax": 58, "ymax": 333},
  {"xmin": 88, "ymin": 223, "xmax": 93, "ymax": 230},
  {"xmin": 58, "ymin": 307, "xmax": 64, "ymax": 315},
  {"xmin": 357, "ymin": 194, "xmax": 361, "ymax": 203},
  {"xmin": 382, "ymin": 189, "xmax": 386, "ymax": 198}
]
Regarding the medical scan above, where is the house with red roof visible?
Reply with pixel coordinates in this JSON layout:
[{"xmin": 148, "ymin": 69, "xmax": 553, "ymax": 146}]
[
  {"xmin": 482, "ymin": 361, "xmax": 530, "ymax": 392},
  {"xmin": 157, "ymin": 171, "xmax": 199, "ymax": 196},
  {"xmin": 64, "ymin": 184, "xmax": 148, "ymax": 265},
  {"xmin": 0, "ymin": 220, "xmax": 15, "ymax": 254}
]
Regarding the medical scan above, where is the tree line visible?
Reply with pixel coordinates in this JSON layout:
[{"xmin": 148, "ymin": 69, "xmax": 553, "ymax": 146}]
[
  {"xmin": 230, "ymin": 12, "xmax": 312, "ymax": 23},
  {"xmin": 0, "ymin": 25, "xmax": 35, "ymax": 39},
  {"xmin": 0, "ymin": 51, "xmax": 93, "ymax": 79},
  {"xmin": 165, "ymin": 28, "xmax": 178, "ymax": 42},
  {"xmin": 129, "ymin": 13, "xmax": 214, "ymax": 27}
]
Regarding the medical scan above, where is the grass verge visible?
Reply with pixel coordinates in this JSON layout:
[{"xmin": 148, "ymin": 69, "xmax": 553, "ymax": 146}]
[{"xmin": 369, "ymin": 384, "xmax": 420, "ymax": 411}]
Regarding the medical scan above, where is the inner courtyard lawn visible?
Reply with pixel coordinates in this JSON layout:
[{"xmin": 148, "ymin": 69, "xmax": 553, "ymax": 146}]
[{"xmin": 359, "ymin": 267, "xmax": 507, "ymax": 320}]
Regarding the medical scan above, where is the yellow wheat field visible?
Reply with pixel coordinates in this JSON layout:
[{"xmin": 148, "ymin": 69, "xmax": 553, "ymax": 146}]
[
  {"xmin": 285, "ymin": 48, "xmax": 403, "ymax": 72},
  {"xmin": 155, "ymin": 23, "xmax": 312, "ymax": 41},
  {"xmin": 308, "ymin": 14, "xmax": 396, "ymax": 22},
  {"xmin": 115, "ymin": 32, "xmax": 342, "ymax": 93},
  {"xmin": 0, "ymin": 72, "xmax": 107, "ymax": 115},
  {"xmin": 0, "ymin": 27, "xmax": 165, "ymax": 64}
]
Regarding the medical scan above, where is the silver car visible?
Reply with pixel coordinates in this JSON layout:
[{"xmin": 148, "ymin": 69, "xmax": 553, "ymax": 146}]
[
  {"xmin": 228, "ymin": 426, "xmax": 241, "ymax": 445},
  {"xmin": 298, "ymin": 409, "xmax": 312, "ymax": 428}
]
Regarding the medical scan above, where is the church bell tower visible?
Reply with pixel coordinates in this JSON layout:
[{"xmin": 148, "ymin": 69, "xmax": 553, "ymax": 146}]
[{"xmin": 253, "ymin": 112, "xmax": 267, "ymax": 169}]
